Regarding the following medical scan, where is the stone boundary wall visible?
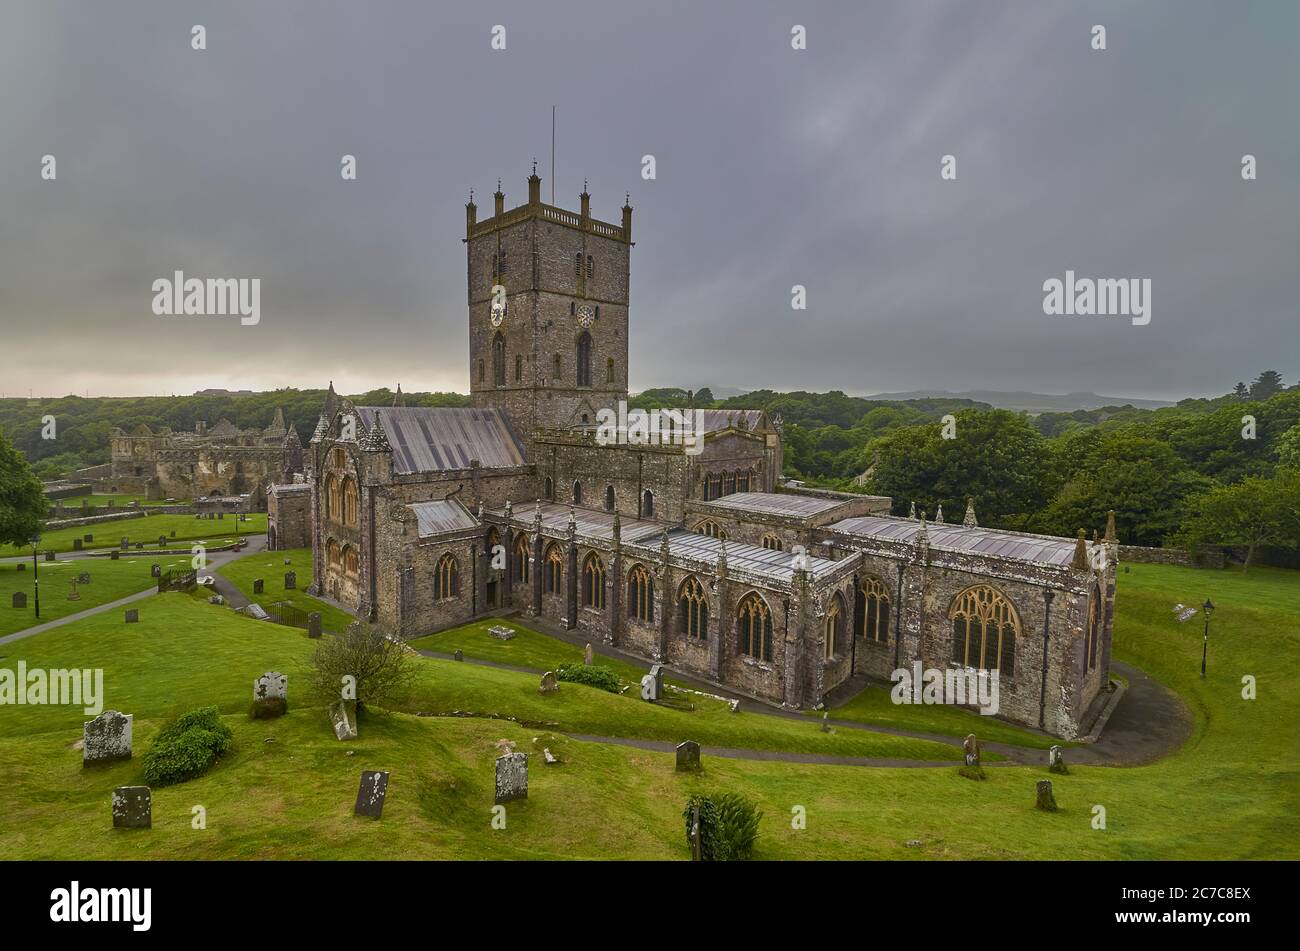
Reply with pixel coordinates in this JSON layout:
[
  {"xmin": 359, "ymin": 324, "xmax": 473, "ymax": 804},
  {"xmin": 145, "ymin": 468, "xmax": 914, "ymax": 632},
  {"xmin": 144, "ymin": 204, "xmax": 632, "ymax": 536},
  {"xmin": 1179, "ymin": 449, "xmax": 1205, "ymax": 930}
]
[
  {"xmin": 43, "ymin": 510, "xmax": 148, "ymax": 530},
  {"xmin": 1117, "ymin": 545, "xmax": 1229, "ymax": 569}
]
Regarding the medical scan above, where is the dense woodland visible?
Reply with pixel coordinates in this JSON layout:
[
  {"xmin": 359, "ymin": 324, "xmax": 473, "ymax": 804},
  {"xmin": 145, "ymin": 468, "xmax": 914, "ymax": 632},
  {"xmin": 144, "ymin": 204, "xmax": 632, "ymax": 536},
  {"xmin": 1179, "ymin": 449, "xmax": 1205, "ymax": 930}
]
[{"xmin": 3, "ymin": 370, "xmax": 1298, "ymax": 559}]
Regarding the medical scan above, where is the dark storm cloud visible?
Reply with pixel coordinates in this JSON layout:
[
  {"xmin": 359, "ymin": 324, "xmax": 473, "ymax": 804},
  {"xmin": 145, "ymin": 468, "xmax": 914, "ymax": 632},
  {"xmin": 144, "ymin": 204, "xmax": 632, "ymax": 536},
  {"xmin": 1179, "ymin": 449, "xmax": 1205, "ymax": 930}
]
[{"xmin": 1, "ymin": 0, "xmax": 1296, "ymax": 400}]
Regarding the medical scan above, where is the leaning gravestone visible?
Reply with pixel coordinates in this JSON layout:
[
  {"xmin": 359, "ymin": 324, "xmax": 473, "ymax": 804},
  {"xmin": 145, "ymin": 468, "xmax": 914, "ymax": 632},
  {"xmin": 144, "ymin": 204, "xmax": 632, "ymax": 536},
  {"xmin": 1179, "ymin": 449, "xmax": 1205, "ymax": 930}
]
[
  {"xmin": 252, "ymin": 578, "xmax": 264, "ymax": 594},
  {"xmin": 84, "ymin": 711, "xmax": 133, "ymax": 765},
  {"xmin": 124, "ymin": 609, "xmax": 138, "ymax": 623},
  {"xmin": 111, "ymin": 786, "xmax": 151, "ymax": 829},
  {"xmin": 495, "ymin": 752, "xmax": 528, "ymax": 804},
  {"xmin": 675, "ymin": 740, "xmax": 702, "ymax": 772},
  {"xmin": 640, "ymin": 663, "xmax": 664, "ymax": 702},
  {"xmin": 1035, "ymin": 779, "xmax": 1059, "ymax": 812},
  {"xmin": 538, "ymin": 670, "xmax": 559, "ymax": 695},
  {"xmin": 354, "ymin": 770, "xmax": 389, "ymax": 819},
  {"xmin": 11, "ymin": 592, "xmax": 26, "ymax": 609},
  {"xmin": 307, "ymin": 612, "xmax": 321, "ymax": 638},
  {"xmin": 72, "ymin": 538, "xmax": 83, "ymax": 551},
  {"xmin": 1048, "ymin": 745, "xmax": 1068, "ymax": 774},
  {"xmin": 284, "ymin": 571, "xmax": 296, "ymax": 590},
  {"xmin": 251, "ymin": 671, "xmax": 288, "ymax": 718},
  {"xmin": 330, "ymin": 699, "xmax": 358, "ymax": 740},
  {"xmin": 238, "ymin": 603, "xmax": 270, "ymax": 620},
  {"xmin": 963, "ymin": 733, "xmax": 981, "ymax": 768}
]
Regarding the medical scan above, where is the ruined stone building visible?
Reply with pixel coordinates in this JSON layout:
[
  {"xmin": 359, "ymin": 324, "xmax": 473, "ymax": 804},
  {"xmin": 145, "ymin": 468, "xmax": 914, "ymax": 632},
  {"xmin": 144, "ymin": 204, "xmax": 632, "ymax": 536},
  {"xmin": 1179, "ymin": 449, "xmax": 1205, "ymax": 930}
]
[
  {"xmin": 107, "ymin": 410, "xmax": 302, "ymax": 506},
  {"xmin": 298, "ymin": 173, "xmax": 1117, "ymax": 738}
]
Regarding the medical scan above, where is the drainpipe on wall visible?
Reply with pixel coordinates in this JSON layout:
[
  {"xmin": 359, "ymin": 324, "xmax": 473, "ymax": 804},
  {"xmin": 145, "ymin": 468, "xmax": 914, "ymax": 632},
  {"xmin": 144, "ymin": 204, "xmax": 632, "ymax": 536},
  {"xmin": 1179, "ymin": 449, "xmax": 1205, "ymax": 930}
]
[{"xmin": 1039, "ymin": 589, "xmax": 1055, "ymax": 728}]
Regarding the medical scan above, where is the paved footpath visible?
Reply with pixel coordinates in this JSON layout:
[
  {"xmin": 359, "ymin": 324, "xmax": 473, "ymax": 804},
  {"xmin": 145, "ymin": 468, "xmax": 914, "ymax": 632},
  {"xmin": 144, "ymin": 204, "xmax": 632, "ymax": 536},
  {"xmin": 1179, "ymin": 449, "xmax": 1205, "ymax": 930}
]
[{"xmin": 0, "ymin": 535, "xmax": 266, "ymax": 647}]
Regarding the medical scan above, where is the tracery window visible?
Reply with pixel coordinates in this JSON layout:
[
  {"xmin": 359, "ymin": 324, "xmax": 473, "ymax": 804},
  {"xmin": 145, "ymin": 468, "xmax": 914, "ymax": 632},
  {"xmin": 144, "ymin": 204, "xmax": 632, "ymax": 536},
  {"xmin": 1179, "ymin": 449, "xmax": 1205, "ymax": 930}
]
[
  {"xmin": 737, "ymin": 592, "xmax": 774, "ymax": 662},
  {"xmin": 627, "ymin": 564, "xmax": 654, "ymax": 623},
  {"xmin": 856, "ymin": 575, "xmax": 891, "ymax": 643},
  {"xmin": 583, "ymin": 553, "xmax": 606, "ymax": 610},
  {"xmin": 513, "ymin": 533, "xmax": 530, "ymax": 584},
  {"xmin": 950, "ymin": 585, "xmax": 1019, "ymax": 676},
  {"xmin": 761, "ymin": 534, "xmax": 782, "ymax": 551},
  {"xmin": 434, "ymin": 553, "xmax": 459, "ymax": 601},
  {"xmin": 492, "ymin": 332, "xmax": 506, "ymax": 386},
  {"xmin": 679, "ymin": 576, "xmax": 708, "ymax": 640},
  {"xmin": 824, "ymin": 593, "xmax": 844, "ymax": 660},
  {"xmin": 577, "ymin": 332, "xmax": 592, "ymax": 387},
  {"xmin": 544, "ymin": 544, "xmax": 563, "ymax": 595},
  {"xmin": 695, "ymin": 520, "xmax": 726, "ymax": 540},
  {"xmin": 342, "ymin": 477, "xmax": 358, "ymax": 527}
]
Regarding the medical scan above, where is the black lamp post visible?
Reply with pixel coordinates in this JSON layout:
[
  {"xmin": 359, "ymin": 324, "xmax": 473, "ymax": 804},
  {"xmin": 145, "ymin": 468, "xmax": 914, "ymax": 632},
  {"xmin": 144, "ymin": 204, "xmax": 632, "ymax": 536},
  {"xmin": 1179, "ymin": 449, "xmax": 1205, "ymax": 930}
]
[
  {"xmin": 1201, "ymin": 599, "xmax": 1215, "ymax": 678},
  {"xmin": 30, "ymin": 534, "xmax": 41, "ymax": 619}
]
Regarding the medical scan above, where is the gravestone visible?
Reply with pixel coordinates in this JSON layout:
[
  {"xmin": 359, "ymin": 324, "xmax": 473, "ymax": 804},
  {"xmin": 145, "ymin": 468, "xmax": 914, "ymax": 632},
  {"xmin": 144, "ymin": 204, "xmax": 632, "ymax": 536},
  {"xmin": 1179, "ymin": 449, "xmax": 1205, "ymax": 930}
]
[
  {"xmin": 495, "ymin": 752, "xmax": 528, "ymax": 804},
  {"xmin": 963, "ymin": 734, "xmax": 981, "ymax": 768},
  {"xmin": 354, "ymin": 770, "xmax": 389, "ymax": 819},
  {"xmin": 44, "ymin": 550, "xmax": 55, "ymax": 562},
  {"xmin": 124, "ymin": 609, "xmax": 138, "ymax": 623},
  {"xmin": 218, "ymin": 512, "xmax": 224, "ymax": 519},
  {"xmin": 158, "ymin": 536, "xmax": 166, "ymax": 547},
  {"xmin": 135, "ymin": 543, "xmax": 143, "ymax": 550},
  {"xmin": 121, "ymin": 538, "xmax": 129, "ymax": 549},
  {"xmin": 251, "ymin": 671, "xmax": 288, "ymax": 718},
  {"xmin": 15, "ymin": 562, "xmax": 23, "ymax": 572},
  {"xmin": 77, "ymin": 571, "xmax": 91, "ymax": 584},
  {"xmin": 11, "ymin": 592, "xmax": 26, "ymax": 609},
  {"xmin": 640, "ymin": 664, "xmax": 664, "ymax": 702},
  {"xmin": 208, "ymin": 594, "xmax": 224, "ymax": 605},
  {"xmin": 453, "ymin": 649, "xmax": 464, "ymax": 662},
  {"xmin": 488, "ymin": 625, "xmax": 516, "ymax": 640},
  {"xmin": 689, "ymin": 802, "xmax": 703, "ymax": 861},
  {"xmin": 84, "ymin": 711, "xmax": 133, "ymax": 765},
  {"xmin": 111, "ymin": 786, "xmax": 151, "ymax": 829},
  {"xmin": 84, "ymin": 534, "xmax": 93, "ymax": 543},
  {"xmin": 238, "ymin": 603, "xmax": 270, "ymax": 620},
  {"xmin": 150, "ymin": 564, "xmax": 161, "ymax": 578},
  {"xmin": 675, "ymin": 740, "xmax": 702, "ymax": 772},
  {"xmin": 110, "ymin": 550, "xmax": 120, "ymax": 561},
  {"xmin": 252, "ymin": 578, "xmax": 264, "ymax": 594},
  {"xmin": 821, "ymin": 711, "xmax": 832, "ymax": 733},
  {"xmin": 195, "ymin": 514, "xmax": 203, "ymax": 520},
  {"xmin": 1035, "ymin": 780, "xmax": 1058, "ymax": 812},
  {"xmin": 67, "ymin": 582, "xmax": 80, "ymax": 601},
  {"xmin": 330, "ymin": 699, "xmax": 358, "ymax": 740},
  {"xmin": 1048, "ymin": 745, "xmax": 1068, "ymax": 774},
  {"xmin": 538, "ymin": 670, "xmax": 559, "ymax": 695},
  {"xmin": 72, "ymin": 538, "xmax": 83, "ymax": 551},
  {"xmin": 584, "ymin": 642, "xmax": 594, "ymax": 666},
  {"xmin": 284, "ymin": 557, "xmax": 291, "ymax": 565},
  {"xmin": 284, "ymin": 571, "xmax": 296, "ymax": 590},
  {"xmin": 307, "ymin": 612, "xmax": 321, "ymax": 638},
  {"xmin": 170, "ymin": 530, "xmax": 176, "ymax": 538}
]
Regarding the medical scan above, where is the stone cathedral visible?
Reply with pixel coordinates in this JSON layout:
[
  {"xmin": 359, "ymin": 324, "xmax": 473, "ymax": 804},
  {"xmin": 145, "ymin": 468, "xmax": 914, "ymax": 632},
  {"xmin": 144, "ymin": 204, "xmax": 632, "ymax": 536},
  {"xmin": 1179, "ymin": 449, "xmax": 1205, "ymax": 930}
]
[{"xmin": 293, "ymin": 171, "xmax": 1118, "ymax": 739}]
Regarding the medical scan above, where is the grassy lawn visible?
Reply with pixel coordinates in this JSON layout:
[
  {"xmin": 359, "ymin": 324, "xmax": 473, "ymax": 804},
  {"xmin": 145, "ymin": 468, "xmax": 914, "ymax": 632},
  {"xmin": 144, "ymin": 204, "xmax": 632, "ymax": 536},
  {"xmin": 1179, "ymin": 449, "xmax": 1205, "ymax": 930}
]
[
  {"xmin": 0, "ymin": 555, "xmax": 195, "ymax": 637},
  {"xmin": 217, "ymin": 547, "xmax": 354, "ymax": 633},
  {"xmin": 410, "ymin": 619, "xmax": 682, "ymax": 687},
  {"xmin": 0, "ymin": 562, "xmax": 1295, "ymax": 859},
  {"xmin": 3, "ymin": 512, "xmax": 267, "ymax": 556}
]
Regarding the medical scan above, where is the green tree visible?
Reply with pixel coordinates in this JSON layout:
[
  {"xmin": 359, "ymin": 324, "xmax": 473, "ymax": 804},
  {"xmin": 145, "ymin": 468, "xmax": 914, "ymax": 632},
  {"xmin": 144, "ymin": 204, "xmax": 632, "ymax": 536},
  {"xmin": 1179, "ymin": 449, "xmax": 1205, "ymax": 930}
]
[
  {"xmin": 1249, "ymin": 370, "xmax": 1285, "ymax": 400},
  {"xmin": 1277, "ymin": 421, "xmax": 1300, "ymax": 469},
  {"xmin": 1175, "ymin": 469, "xmax": 1300, "ymax": 571},
  {"xmin": 0, "ymin": 427, "xmax": 45, "ymax": 548},
  {"xmin": 1232, "ymin": 382, "xmax": 1250, "ymax": 400}
]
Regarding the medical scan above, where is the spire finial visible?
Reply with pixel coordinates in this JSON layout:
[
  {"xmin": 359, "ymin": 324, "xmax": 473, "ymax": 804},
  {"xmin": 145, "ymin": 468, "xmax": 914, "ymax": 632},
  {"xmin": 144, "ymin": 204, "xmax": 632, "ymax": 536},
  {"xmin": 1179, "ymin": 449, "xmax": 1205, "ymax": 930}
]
[
  {"xmin": 583, "ymin": 177, "xmax": 588, "ymax": 193},
  {"xmin": 469, "ymin": 187, "xmax": 474, "ymax": 203},
  {"xmin": 532, "ymin": 157, "xmax": 538, "ymax": 175},
  {"xmin": 963, "ymin": 497, "xmax": 978, "ymax": 528},
  {"xmin": 1071, "ymin": 529, "xmax": 1089, "ymax": 571},
  {"xmin": 496, "ymin": 177, "xmax": 501, "ymax": 192}
]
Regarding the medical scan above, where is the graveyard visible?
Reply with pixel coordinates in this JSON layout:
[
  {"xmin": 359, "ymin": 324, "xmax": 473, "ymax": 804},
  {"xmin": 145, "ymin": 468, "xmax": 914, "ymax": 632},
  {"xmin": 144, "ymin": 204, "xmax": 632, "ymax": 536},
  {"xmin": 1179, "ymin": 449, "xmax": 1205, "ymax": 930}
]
[
  {"xmin": 0, "ymin": 559, "xmax": 1295, "ymax": 860},
  {"xmin": 216, "ymin": 546, "xmax": 355, "ymax": 634},
  {"xmin": 0, "ymin": 512, "xmax": 267, "ymax": 557}
]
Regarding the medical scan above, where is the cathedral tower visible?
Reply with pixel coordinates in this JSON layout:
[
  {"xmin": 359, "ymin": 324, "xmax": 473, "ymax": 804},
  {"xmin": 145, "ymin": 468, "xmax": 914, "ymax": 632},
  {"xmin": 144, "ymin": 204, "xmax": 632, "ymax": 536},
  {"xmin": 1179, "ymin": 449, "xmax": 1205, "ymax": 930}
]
[{"xmin": 465, "ymin": 168, "xmax": 632, "ymax": 436}]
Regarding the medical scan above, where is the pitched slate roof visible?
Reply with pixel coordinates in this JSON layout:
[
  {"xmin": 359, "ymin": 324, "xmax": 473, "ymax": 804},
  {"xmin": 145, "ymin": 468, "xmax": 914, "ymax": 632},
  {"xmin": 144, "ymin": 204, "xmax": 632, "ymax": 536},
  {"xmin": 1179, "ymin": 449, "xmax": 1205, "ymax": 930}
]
[
  {"xmin": 697, "ymin": 409, "xmax": 765, "ymax": 433},
  {"xmin": 644, "ymin": 529, "xmax": 837, "ymax": 582},
  {"xmin": 702, "ymin": 492, "xmax": 845, "ymax": 518},
  {"xmin": 827, "ymin": 516, "xmax": 1082, "ymax": 567},
  {"xmin": 408, "ymin": 498, "xmax": 479, "ymax": 537},
  {"xmin": 513, "ymin": 502, "xmax": 658, "ymax": 542},
  {"xmin": 354, "ymin": 406, "xmax": 526, "ymax": 474}
]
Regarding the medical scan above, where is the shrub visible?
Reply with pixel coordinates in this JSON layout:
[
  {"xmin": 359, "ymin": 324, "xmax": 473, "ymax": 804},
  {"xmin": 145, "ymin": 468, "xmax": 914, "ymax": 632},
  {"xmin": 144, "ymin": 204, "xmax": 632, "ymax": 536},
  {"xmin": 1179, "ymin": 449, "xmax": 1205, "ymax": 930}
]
[
  {"xmin": 310, "ymin": 621, "xmax": 414, "ymax": 712},
  {"xmin": 554, "ymin": 663, "xmax": 621, "ymax": 693},
  {"xmin": 141, "ymin": 706, "xmax": 233, "ymax": 787},
  {"xmin": 683, "ymin": 792, "xmax": 762, "ymax": 861}
]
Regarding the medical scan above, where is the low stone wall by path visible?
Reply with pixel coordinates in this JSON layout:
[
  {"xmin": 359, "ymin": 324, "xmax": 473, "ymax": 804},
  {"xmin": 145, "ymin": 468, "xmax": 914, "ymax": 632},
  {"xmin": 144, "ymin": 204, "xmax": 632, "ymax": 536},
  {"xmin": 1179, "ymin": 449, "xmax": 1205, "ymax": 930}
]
[
  {"xmin": 43, "ymin": 510, "xmax": 148, "ymax": 530},
  {"xmin": 1118, "ymin": 545, "xmax": 1226, "ymax": 569}
]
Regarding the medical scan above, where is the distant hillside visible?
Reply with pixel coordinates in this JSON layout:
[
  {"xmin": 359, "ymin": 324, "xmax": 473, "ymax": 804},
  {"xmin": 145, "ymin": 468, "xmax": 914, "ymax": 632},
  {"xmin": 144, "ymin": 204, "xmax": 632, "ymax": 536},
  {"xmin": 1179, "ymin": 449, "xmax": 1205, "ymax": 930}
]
[{"xmin": 865, "ymin": 389, "xmax": 1176, "ymax": 413}]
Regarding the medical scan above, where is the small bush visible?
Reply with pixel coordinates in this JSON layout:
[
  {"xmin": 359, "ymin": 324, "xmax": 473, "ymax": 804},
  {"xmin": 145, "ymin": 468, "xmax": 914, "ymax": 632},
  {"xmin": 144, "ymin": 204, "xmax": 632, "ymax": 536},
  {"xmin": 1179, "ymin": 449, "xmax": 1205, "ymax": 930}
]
[
  {"xmin": 683, "ymin": 792, "xmax": 762, "ymax": 861},
  {"xmin": 554, "ymin": 663, "xmax": 621, "ymax": 693},
  {"xmin": 141, "ymin": 706, "xmax": 233, "ymax": 787}
]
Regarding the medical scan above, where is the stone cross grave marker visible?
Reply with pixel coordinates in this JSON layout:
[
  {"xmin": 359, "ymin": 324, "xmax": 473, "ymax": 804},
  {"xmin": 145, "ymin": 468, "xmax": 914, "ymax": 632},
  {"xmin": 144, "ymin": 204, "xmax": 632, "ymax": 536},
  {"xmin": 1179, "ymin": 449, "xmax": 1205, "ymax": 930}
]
[
  {"xmin": 354, "ymin": 770, "xmax": 389, "ymax": 819},
  {"xmin": 495, "ymin": 752, "xmax": 528, "ymax": 804},
  {"xmin": 111, "ymin": 786, "xmax": 151, "ymax": 829},
  {"xmin": 67, "ymin": 582, "xmax": 79, "ymax": 601},
  {"xmin": 84, "ymin": 711, "xmax": 133, "ymax": 765}
]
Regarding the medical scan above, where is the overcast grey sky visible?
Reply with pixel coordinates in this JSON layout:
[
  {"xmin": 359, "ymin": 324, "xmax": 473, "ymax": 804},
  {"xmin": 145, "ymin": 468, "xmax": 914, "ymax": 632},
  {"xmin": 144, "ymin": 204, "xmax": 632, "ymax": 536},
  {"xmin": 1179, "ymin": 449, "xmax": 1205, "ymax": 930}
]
[{"xmin": 1, "ymin": 0, "xmax": 1296, "ymax": 401}]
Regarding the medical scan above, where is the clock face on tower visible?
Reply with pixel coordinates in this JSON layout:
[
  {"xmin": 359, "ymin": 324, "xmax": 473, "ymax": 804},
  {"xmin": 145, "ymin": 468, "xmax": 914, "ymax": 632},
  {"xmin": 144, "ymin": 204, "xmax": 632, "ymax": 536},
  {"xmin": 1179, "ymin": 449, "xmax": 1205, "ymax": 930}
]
[
  {"xmin": 575, "ymin": 304, "xmax": 595, "ymax": 328},
  {"xmin": 490, "ymin": 298, "xmax": 507, "ymax": 327}
]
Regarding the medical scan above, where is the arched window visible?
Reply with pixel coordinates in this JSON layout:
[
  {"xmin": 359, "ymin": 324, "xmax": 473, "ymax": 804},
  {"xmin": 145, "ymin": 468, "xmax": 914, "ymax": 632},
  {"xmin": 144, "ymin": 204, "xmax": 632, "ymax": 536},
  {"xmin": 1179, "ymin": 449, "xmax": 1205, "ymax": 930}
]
[
  {"xmin": 325, "ymin": 475, "xmax": 341, "ymax": 522},
  {"xmin": 824, "ymin": 592, "xmax": 844, "ymax": 660},
  {"xmin": 950, "ymin": 585, "xmax": 1020, "ymax": 676},
  {"xmin": 709, "ymin": 472, "xmax": 722, "ymax": 500},
  {"xmin": 513, "ymin": 533, "xmax": 531, "ymax": 584},
  {"xmin": 492, "ymin": 332, "xmax": 506, "ymax": 386},
  {"xmin": 342, "ymin": 478, "xmax": 358, "ymax": 527},
  {"xmin": 679, "ymin": 576, "xmax": 708, "ymax": 640},
  {"xmin": 582, "ymin": 553, "xmax": 606, "ymax": 609},
  {"xmin": 586, "ymin": 255, "xmax": 594, "ymax": 279},
  {"xmin": 1086, "ymin": 584, "xmax": 1102, "ymax": 670},
  {"xmin": 738, "ymin": 469, "xmax": 754, "ymax": 493},
  {"xmin": 737, "ymin": 592, "xmax": 773, "ymax": 662},
  {"xmin": 343, "ymin": 546, "xmax": 359, "ymax": 577},
  {"xmin": 856, "ymin": 575, "xmax": 892, "ymax": 643},
  {"xmin": 695, "ymin": 520, "xmax": 726, "ymax": 540},
  {"xmin": 327, "ymin": 539, "xmax": 342, "ymax": 568},
  {"xmin": 576, "ymin": 332, "xmax": 592, "ymax": 387},
  {"xmin": 627, "ymin": 564, "xmax": 654, "ymax": 623},
  {"xmin": 544, "ymin": 544, "xmax": 563, "ymax": 595},
  {"xmin": 723, "ymin": 472, "xmax": 736, "ymax": 496},
  {"xmin": 606, "ymin": 357, "xmax": 615, "ymax": 383},
  {"xmin": 553, "ymin": 353, "xmax": 562, "ymax": 380},
  {"xmin": 478, "ymin": 359, "xmax": 485, "ymax": 383},
  {"xmin": 761, "ymin": 534, "xmax": 782, "ymax": 551},
  {"xmin": 544, "ymin": 477, "xmax": 554, "ymax": 501},
  {"xmin": 575, "ymin": 253, "xmax": 583, "ymax": 279},
  {"xmin": 605, "ymin": 485, "xmax": 615, "ymax": 512},
  {"xmin": 642, "ymin": 489, "xmax": 654, "ymax": 517},
  {"xmin": 434, "ymin": 553, "xmax": 459, "ymax": 601},
  {"xmin": 515, "ymin": 354, "xmax": 523, "ymax": 382},
  {"xmin": 573, "ymin": 481, "xmax": 583, "ymax": 506}
]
